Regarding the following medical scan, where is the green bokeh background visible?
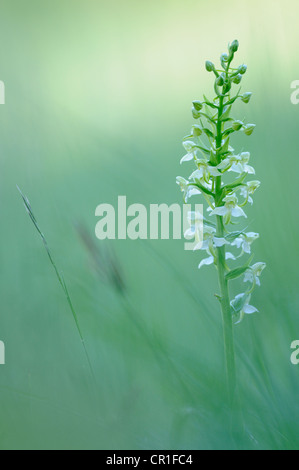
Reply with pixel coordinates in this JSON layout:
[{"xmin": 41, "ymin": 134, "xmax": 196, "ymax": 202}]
[{"xmin": 1, "ymin": 0, "xmax": 299, "ymax": 450}]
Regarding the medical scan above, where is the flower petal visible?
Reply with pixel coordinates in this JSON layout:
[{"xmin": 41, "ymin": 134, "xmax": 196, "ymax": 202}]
[
  {"xmin": 244, "ymin": 272, "xmax": 253, "ymax": 283},
  {"xmin": 180, "ymin": 153, "xmax": 194, "ymax": 164},
  {"xmin": 201, "ymin": 240, "xmax": 210, "ymax": 250},
  {"xmin": 244, "ymin": 165, "xmax": 255, "ymax": 174},
  {"xmin": 231, "ymin": 237, "xmax": 243, "ymax": 249},
  {"xmin": 231, "ymin": 206, "xmax": 247, "ymax": 218},
  {"xmin": 193, "ymin": 241, "xmax": 203, "ymax": 251},
  {"xmin": 235, "ymin": 310, "xmax": 245, "ymax": 325},
  {"xmin": 208, "ymin": 166, "xmax": 221, "ymax": 176},
  {"xmin": 198, "ymin": 256, "xmax": 214, "ymax": 269},
  {"xmin": 210, "ymin": 206, "xmax": 227, "ymax": 217},
  {"xmin": 243, "ymin": 305, "xmax": 258, "ymax": 314},
  {"xmin": 230, "ymin": 163, "xmax": 243, "ymax": 174},
  {"xmin": 186, "ymin": 187, "xmax": 201, "ymax": 201},
  {"xmin": 243, "ymin": 242, "xmax": 251, "ymax": 254},
  {"xmin": 217, "ymin": 159, "xmax": 231, "ymax": 170},
  {"xmin": 184, "ymin": 228, "xmax": 195, "ymax": 239},
  {"xmin": 214, "ymin": 237, "xmax": 228, "ymax": 247}
]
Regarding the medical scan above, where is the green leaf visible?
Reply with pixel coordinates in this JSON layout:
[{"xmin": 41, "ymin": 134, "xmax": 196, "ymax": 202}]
[
  {"xmin": 203, "ymin": 95, "xmax": 219, "ymax": 109},
  {"xmin": 224, "ymin": 96, "xmax": 240, "ymax": 106},
  {"xmin": 226, "ymin": 265, "xmax": 249, "ymax": 281},
  {"xmin": 204, "ymin": 104, "xmax": 217, "ymax": 120},
  {"xmin": 182, "ymin": 134, "xmax": 193, "ymax": 141},
  {"xmin": 189, "ymin": 182, "xmax": 213, "ymax": 197},
  {"xmin": 191, "ymin": 143, "xmax": 210, "ymax": 155},
  {"xmin": 225, "ymin": 231, "xmax": 244, "ymax": 243},
  {"xmin": 222, "ymin": 128, "xmax": 235, "ymax": 137},
  {"xmin": 218, "ymin": 137, "xmax": 230, "ymax": 154},
  {"xmin": 224, "ymin": 173, "xmax": 247, "ymax": 189},
  {"xmin": 200, "ymin": 112, "xmax": 216, "ymax": 124},
  {"xmin": 226, "ymin": 255, "xmax": 254, "ymax": 281},
  {"xmin": 203, "ymin": 218, "xmax": 216, "ymax": 228},
  {"xmin": 220, "ymin": 105, "xmax": 232, "ymax": 122},
  {"xmin": 224, "ymin": 88, "xmax": 242, "ymax": 106},
  {"xmin": 221, "ymin": 117, "xmax": 234, "ymax": 123},
  {"xmin": 202, "ymin": 128, "xmax": 214, "ymax": 139}
]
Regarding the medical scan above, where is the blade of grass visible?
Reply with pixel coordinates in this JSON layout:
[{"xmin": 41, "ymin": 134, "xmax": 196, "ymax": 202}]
[{"xmin": 17, "ymin": 186, "xmax": 96, "ymax": 384}]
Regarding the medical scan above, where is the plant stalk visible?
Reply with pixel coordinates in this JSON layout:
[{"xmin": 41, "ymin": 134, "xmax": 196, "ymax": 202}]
[
  {"xmin": 216, "ymin": 217, "xmax": 236, "ymax": 402},
  {"xmin": 214, "ymin": 95, "xmax": 237, "ymax": 404}
]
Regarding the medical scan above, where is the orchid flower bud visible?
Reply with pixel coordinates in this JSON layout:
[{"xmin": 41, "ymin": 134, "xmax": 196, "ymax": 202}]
[
  {"xmin": 205, "ymin": 61, "xmax": 214, "ymax": 72},
  {"xmin": 241, "ymin": 92, "xmax": 252, "ymax": 104},
  {"xmin": 191, "ymin": 125, "xmax": 203, "ymax": 137},
  {"xmin": 232, "ymin": 74, "xmax": 242, "ymax": 85},
  {"xmin": 230, "ymin": 40, "xmax": 239, "ymax": 53},
  {"xmin": 220, "ymin": 53, "xmax": 229, "ymax": 68},
  {"xmin": 223, "ymin": 81, "xmax": 232, "ymax": 94},
  {"xmin": 232, "ymin": 120, "xmax": 244, "ymax": 131},
  {"xmin": 192, "ymin": 100, "xmax": 203, "ymax": 111},
  {"xmin": 192, "ymin": 107, "xmax": 201, "ymax": 119},
  {"xmin": 238, "ymin": 64, "xmax": 247, "ymax": 75},
  {"xmin": 216, "ymin": 75, "xmax": 225, "ymax": 86},
  {"xmin": 244, "ymin": 124, "xmax": 256, "ymax": 136}
]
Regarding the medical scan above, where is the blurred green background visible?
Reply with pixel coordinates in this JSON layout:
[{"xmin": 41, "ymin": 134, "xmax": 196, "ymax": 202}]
[{"xmin": 1, "ymin": 0, "xmax": 299, "ymax": 450}]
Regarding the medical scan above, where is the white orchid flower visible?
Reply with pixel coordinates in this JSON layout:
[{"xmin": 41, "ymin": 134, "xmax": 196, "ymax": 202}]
[
  {"xmin": 190, "ymin": 160, "xmax": 221, "ymax": 185},
  {"xmin": 209, "ymin": 195, "xmax": 247, "ymax": 224},
  {"xmin": 218, "ymin": 152, "xmax": 255, "ymax": 175},
  {"xmin": 239, "ymin": 180, "xmax": 261, "ymax": 204},
  {"xmin": 231, "ymin": 294, "xmax": 258, "ymax": 324},
  {"xmin": 244, "ymin": 262, "xmax": 266, "ymax": 287},
  {"xmin": 198, "ymin": 250, "xmax": 235, "ymax": 269},
  {"xmin": 231, "ymin": 232, "xmax": 259, "ymax": 254},
  {"xmin": 184, "ymin": 211, "xmax": 203, "ymax": 247},
  {"xmin": 180, "ymin": 140, "xmax": 199, "ymax": 164},
  {"xmin": 176, "ymin": 176, "xmax": 201, "ymax": 203},
  {"xmin": 201, "ymin": 226, "xmax": 228, "ymax": 251},
  {"xmin": 198, "ymin": 251, "xmax": 215, "ymax": 269},
  {"xmin": 188, "ymin": 224, "xmax": 228, "ymax": 251}
]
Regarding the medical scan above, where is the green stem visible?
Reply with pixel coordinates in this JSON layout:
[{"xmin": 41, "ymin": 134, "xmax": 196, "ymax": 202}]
[
  {"xmin": 214, "ymin": 95, "xmax": 237, "ymax": 404},
  {"xmin": 216, "ymin": 216, "xmax": 236, "ymax": 402}
]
